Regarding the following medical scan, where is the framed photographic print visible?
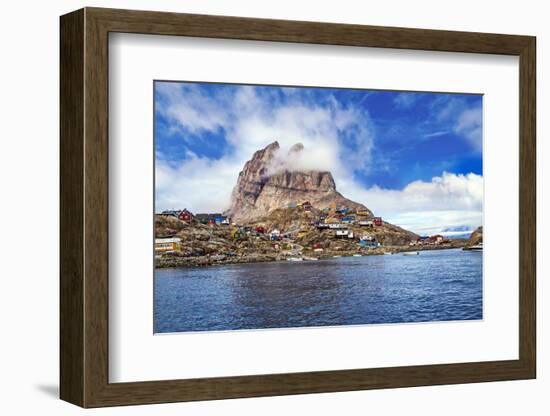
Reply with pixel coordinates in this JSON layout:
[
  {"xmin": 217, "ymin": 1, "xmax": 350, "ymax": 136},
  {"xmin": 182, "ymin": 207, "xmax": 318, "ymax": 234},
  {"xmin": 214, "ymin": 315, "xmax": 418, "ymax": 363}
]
[{"xmin": 60, "ymin": 7, "xmax": 536, "ymax": 407}]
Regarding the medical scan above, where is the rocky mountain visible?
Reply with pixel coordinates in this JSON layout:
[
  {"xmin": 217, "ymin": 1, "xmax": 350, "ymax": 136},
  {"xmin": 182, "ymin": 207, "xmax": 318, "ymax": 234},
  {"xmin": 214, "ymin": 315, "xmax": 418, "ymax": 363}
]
[{"xmin": 227, "ymin": 141, "xmax": 373, "ymax": 223}]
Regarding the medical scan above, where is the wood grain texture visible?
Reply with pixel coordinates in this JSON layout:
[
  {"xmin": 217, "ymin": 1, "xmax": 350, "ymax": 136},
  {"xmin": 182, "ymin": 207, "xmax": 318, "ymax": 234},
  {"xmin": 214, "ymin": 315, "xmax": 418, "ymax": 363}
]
[
  {"xmin": 59, "ymin": 7, "xmax": 537, "ymax": 408},
  {"xmin": 88, "ymin": 7, "xmax": 532, "ymax": 55},
  {"xmin": 59, "ymin": 8, "xmax": 84, "ymax": 407},
  {"xmin": 518, "ymin": 38, "xmax": 536, "ymax": 375},
  {"xmin": 83, "ymin": 10, "xmax": 110, "ymax": 406}
]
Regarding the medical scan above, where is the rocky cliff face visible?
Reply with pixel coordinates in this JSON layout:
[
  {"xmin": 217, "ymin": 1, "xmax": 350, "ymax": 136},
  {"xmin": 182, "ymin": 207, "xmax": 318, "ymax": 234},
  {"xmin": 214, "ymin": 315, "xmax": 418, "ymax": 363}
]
[{"xmin": 227, "ymin": 141, "xmax": 373, "ymax": 223}]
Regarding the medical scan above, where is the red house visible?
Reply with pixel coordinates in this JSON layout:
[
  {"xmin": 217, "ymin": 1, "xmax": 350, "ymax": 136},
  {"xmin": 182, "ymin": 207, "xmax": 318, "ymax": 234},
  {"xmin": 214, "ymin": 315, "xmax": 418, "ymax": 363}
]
[
  {"xmin": 255, "ymin": 226, "xmax": 266, "ymax": 234},
  {"xmin": 178, "ymin": 209, "xmax": 194, "ymax": 222},
  {"xmin": 373, "ymin": 217, "xmax": 383, "ymax": 226}
]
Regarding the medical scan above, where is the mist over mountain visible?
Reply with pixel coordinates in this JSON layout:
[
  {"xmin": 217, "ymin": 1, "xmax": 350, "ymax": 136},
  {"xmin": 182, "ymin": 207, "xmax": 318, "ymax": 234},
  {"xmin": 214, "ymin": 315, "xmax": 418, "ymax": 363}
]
[{"xmin": 226, "ymin": 141, "xmax": 373, "ymax": 223}]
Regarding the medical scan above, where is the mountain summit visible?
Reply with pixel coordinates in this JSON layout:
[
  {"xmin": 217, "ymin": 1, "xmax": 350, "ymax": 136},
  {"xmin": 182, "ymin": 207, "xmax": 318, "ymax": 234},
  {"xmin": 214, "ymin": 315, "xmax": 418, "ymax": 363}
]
[{"xmin": 227, "ymin": 141, "xmax": 373, "ymax": 223}]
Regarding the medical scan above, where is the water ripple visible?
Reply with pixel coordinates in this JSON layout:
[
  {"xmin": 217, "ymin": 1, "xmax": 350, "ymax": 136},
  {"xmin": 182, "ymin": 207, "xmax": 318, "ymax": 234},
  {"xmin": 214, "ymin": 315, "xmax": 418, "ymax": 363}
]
[{"xmin": 154, "ymin": 249, "xmax": 482, "ymax": 333}]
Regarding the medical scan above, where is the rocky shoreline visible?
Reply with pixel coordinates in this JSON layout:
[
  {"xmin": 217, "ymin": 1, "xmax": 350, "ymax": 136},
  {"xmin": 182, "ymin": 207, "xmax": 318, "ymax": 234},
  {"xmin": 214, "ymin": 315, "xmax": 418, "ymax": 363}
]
[
  {"xmin": 154, "ymin": 209, "xmax": 472, "ymax": 269},
  {"xmin": 155, "ymin": 241, "xmax": 467, "ymax": 269}
]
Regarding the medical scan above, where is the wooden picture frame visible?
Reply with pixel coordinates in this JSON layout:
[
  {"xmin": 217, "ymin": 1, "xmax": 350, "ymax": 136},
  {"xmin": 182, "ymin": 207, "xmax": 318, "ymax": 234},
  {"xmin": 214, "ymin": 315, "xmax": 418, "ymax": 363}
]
[{"xmin": 60, "ymin": 7, "xmax": 536, "ymax": 408}]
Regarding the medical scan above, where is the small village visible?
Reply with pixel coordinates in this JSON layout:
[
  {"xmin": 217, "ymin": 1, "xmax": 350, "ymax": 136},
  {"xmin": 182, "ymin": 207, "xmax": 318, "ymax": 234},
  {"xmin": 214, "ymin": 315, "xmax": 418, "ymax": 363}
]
[{"xmin": 155, "ymin": 201, "xmax": 464, "ymax": 268}]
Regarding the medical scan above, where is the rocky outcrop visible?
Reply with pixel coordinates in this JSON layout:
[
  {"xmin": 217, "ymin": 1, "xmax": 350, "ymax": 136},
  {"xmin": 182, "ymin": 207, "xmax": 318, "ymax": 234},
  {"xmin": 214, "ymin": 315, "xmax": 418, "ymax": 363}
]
[
  {"xmin": 227, "ymin": 141, "xmax": 372, "ymax": 223},
  {"xmin": 467, "ymin": 226, "xmax": 483, "ymax": 246}
]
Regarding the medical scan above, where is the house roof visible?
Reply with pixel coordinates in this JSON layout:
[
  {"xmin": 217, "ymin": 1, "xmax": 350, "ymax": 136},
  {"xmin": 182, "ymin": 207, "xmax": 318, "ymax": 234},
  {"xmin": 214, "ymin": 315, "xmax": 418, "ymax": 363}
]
[
  {"xmin": 195, "ymin": 213, "xmax": 223, "ymax": 219},
  {"xmin": 160, "ymin": 210, "xmax": 181, "ymax": 215},
  {"xmin": 155, "ymin": 237, "xmax": 181, "ymax": 244}
]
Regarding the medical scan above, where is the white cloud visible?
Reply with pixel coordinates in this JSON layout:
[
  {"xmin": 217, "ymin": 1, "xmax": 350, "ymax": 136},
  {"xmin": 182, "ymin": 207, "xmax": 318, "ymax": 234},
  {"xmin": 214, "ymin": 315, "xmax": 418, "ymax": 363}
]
[
  {"xmin": 155, "ymin": 154, "xmax": 236, "ymax": 213},
  {"xmin": 423, "ymin": 130, "xmax": 448, "ymax": 138},
  {"xmin": 156, "ymin": 83, "xmax": 229, "ymax": 134},
  {"xmin": 393, "ymin": 92, "xmax": 417, "ymax": 109},
  {"xmin": 337, "ymin": 172, "xmax": 483, "ymax": 235},
  {"xmin": 266, "ymin": 142, "xmax": 340, "ymax": 176},
  {"xmin": 432, "ymin": 96, "xmax": 482, "ymax": 151},
  {"xmin": 454, "ymin": 107, "xmax": 482, "ymax": 150}
]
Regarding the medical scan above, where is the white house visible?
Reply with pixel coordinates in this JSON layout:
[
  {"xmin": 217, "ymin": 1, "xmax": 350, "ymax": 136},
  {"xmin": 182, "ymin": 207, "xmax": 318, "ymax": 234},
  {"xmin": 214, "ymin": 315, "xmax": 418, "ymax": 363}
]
[
  {"xmin": 358, "ymin": 220, "xmax": 374, "ymax": 227},
  {"xmin": 270, "ymin": 229, "xmax": 281, "ymax": 240},
  {"xmin": 155, "ymin": 237, "xmax": 181, "ymax": 253}
]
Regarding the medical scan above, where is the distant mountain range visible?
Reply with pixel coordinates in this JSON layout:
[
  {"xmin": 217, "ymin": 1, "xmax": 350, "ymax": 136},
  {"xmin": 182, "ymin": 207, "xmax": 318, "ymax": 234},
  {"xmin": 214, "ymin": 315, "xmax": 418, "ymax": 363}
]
[{"xmin": 440, "ymin": 226, "xmax": 478, "ymax": 240}]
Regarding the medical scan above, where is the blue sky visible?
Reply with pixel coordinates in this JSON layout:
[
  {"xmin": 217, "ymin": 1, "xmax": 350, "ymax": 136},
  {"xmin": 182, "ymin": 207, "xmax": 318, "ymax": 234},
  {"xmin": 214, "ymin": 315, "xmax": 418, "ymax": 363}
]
[{"xmin": 155, "ymin": 81, "xmax": 483, "ymax": 236}]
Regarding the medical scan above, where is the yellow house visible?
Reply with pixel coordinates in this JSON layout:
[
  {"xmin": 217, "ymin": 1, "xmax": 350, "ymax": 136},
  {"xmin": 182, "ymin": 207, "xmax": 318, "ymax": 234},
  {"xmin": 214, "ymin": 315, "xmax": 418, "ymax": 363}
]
[{"xmin": 155, "ymin": 237, "xmax": 181, "ymax": 253}]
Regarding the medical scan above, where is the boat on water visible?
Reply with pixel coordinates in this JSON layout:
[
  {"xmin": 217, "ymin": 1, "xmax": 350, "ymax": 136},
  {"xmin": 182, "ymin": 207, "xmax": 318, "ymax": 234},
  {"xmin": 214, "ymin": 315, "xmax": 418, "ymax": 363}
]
[
  {"xmin": 333, "ymin": 255, "xmax": 342, "ymax": 258},
  {"xmin": 403, "ymin": 251, "xmax": 420, "ymax": 256},
  {"xmin": 353, "ymin": 254, "xmax": 362, "ymax": 257},
  {"xmin": 286, "ymin": 257, "xmax": 304, "ymax": 262},
  {"xmin": 384, "ymin": 252, "xmax": 393, "ymax": 255},
  {"xmin": 464, "ymin": 243, "xmax": 483, "ymax": 251},
  {"xmin": 303, "ymin": 256, "xmax": 319, "ymax": 261}
]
